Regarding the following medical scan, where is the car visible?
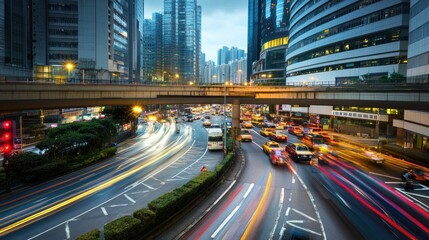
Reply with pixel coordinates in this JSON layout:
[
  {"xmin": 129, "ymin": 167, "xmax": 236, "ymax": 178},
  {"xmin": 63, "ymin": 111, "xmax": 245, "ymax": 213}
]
[
  {"xmin": 241, "ymin": 121, "xmax": 253, "ymax": 128},
  {"xmin": 211, "ymin": 123, "xmax": 221, "ymax": 129},
  {"xmin": 285, "ymin": 143, "xmax": 313, "ymax": 163},
  {"xmin": 362, "ymin": 149, "xmax": 384, "ymax": 164},
  {"xmin": 238, "ymin": 129, "xmax": 253, "ymax": 142},
  {"xmin": 292, "ymin": 127, "xmax": 304, "ymax": 137},
  {"xmin": 269, "ymin": 149, "xmax": 292, "ymax": 166},
  {"xmin": 301, "ymin": 134, "xmax": 327, "ymax": 150},
  {"xmin": 263, "ymin": 122, "xmax": 277, "ymax": 129},
  {"xmin": 269, "ymin": 130, "xmax": 288, "ymax": 142},
  {"xmin": 186, "ymin": 115, "xmax": 194, "ymax": 122},
  {"xmin": 262, "ymin": 141, "xmax": 282, "ymax": 154},
  {"xmin": 203, "ymin": 120, "xmax": 211, "ymax": 127},
  {"xmin": 260, "ymin": 128, "xmax": 275, "ymax": 137}
]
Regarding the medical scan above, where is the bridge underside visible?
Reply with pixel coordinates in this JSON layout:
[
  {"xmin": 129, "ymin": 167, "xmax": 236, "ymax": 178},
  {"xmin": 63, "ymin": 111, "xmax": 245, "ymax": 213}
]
[
  {"xmin": 1, "ymin": 83, "xmax": 428, "ymax": 112},
  {"xmin": 1, "ymin": 96, "xmax": 428, "ymax": 113}
]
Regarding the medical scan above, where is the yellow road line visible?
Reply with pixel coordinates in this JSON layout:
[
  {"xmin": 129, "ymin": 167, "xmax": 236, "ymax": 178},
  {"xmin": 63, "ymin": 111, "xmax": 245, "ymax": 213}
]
[{"xmin": 241, "ymin": 172, "xmax": 272, "ymax": 240}]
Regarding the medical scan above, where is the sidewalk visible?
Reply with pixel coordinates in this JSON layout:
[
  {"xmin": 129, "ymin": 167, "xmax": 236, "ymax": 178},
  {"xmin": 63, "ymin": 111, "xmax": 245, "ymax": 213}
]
[{"xmin": 327, "ymin": 131, "xmax": 429, "ymax": 168}]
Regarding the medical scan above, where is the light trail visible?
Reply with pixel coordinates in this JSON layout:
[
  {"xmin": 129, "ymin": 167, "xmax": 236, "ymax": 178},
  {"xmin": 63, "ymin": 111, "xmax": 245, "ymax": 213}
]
[{"xmin": 0, "ymin": 127, "xmax": 192, "ymax": 236}]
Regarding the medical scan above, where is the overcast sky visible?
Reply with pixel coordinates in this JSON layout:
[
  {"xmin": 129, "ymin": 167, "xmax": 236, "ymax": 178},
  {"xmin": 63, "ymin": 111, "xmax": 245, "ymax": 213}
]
[{"xmin": 144, "ymin": 0, "xmax": 248, "ymax": 62}]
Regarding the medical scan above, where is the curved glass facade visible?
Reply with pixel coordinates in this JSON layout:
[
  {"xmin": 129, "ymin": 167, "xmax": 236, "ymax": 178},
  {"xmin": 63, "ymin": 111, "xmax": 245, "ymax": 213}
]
[
  {"xmin": 286, "ymin": 0, "xmax": 410, "ymax": 86},
  {"xmin": 251, "ymin": 0, "xmax": 289, "ymax": 85}
]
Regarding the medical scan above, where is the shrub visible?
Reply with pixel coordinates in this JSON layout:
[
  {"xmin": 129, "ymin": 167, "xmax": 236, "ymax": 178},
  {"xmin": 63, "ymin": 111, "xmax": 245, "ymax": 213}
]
[
  {"xmin": 22, "ymin": 160, "xmax": 67, "ymax": 182},
  {"xmin": 76, "ymin": 229, "xmax": 101, "ymax": 240},
  {"xmin": 133, "ymin": 208, "xmax": 156, "ymax": 228},
  {"xmin": 104, "ymin": 215, "xmax": 141, "ymax": 240}
]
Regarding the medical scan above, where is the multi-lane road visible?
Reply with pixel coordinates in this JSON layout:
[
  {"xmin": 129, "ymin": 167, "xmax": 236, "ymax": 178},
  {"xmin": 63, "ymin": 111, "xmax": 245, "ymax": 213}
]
[
  {"xmin": 1, "ymin": 116, "xmax": 429, "ymax": 239},
  {"xmin": 0, "ymin": 119, "xmax": 225, "ymax": 239}
]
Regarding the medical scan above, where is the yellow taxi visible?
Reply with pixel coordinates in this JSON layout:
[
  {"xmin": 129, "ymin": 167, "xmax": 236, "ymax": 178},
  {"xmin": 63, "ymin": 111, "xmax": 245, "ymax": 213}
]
[
  {"xmin": 262, "ymin": 141, "xmax": 282, "ymax": 154},
  {"xmin": 203, "ymin": 120, "xmax": 211, "ymax": 127},
  {"xmin": 241, "ymin": 121, "xmax": 253, "ymax": 128},
  {"xmin": 260, "ymin": 128, "xmax": 275, "ymax": 137}
]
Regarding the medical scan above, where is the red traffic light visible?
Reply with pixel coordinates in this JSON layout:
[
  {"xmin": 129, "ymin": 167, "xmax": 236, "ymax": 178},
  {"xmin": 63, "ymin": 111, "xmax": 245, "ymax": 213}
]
[
  {"xmin": 2, "ymin": 121, "xmax": 12, "ymax": 130},
  {"xmin": 2, "ymin": 132, "xmax": 11, "ymax": 141},
  {"xmin": 3, "ymin": 144, "xmax": 12, "ymax": 153}
]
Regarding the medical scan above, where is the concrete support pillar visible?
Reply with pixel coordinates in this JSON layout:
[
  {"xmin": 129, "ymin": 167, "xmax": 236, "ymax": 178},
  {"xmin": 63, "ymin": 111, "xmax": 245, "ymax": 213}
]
[{"xmin": 232, "ymin": 99, "xmax": 241, "ymax": 141}]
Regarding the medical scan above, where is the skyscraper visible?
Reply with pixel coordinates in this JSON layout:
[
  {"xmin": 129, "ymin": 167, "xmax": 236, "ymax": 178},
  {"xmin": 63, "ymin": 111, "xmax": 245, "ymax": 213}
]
[
  {"xmin": 0, "ymin": 0, "xmax": 32, "ymax": 80},
  {"xmin": 143, "ymin": 13, "xmax": 163, "ymax": 82},
  {"xmin": 31, "ymin": 0, "xmax": 143, "ymax": 83},
  {"xmin": 163, "ymin": 0, "xmax": 201, "ymax": 83},
  {"xmin": 286, "ymin": 0, "xmax": 409, "ymax": 86},
  {"xmin": 248, "ymin": 0, "xmax": 289, "ymax": 85}
]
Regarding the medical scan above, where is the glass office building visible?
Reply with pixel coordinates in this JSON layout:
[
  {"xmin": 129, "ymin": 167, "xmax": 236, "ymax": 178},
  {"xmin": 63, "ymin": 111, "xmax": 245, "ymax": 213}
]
[
  {"xmin": 249, "ymin": 0, "xmax": 289, "ymax": 85},
  {"xmin": 286, "ymin": 0, "xmax": 410, "ymax": 86},
  {"xmin": 163, "ymin": 0, "xmax": 201, "ymax": 84}
]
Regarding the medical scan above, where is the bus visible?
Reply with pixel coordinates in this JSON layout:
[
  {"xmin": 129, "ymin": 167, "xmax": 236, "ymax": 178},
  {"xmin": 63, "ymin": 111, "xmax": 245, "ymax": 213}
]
[{"xmin": 207, "ymin": 128, "xmax": 223, "ymax": 150}]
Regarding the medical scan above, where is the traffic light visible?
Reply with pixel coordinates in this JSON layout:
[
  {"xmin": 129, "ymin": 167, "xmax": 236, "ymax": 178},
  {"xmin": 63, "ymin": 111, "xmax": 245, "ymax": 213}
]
[{"xmin": 2, "ymin": 120, "xmax": 14, "ymax": 157}]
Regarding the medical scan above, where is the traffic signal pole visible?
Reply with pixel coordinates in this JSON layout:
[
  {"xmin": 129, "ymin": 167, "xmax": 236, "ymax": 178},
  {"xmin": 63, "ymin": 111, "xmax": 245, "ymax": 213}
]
[{"xmin": 2, "ymin": 120, "xmax": 15, "ymax": 192}]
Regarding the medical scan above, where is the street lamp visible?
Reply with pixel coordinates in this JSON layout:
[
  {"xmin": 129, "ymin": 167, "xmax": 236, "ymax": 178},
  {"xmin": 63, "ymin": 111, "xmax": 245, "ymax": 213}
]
[
  {"xmin": 189, "ymin": 81, "xmax": 194, "ymax": 85},
  {"xmin": 132, "ymin": 106, "xmax": 143, "ymax": 135},
  {"xmin": 65, "ymin": 63, "xmax": 75, "ymax": 82}
]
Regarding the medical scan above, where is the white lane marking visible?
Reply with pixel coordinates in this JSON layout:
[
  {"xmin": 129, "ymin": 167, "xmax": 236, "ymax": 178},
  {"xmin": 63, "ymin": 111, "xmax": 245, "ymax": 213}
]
[
  {"xmin": 289, "ymin": 172, "xmax": 327, "ymax": 239},
  {"xmin": 110, "ymin": 204, "xmax": 128, "ymax": 208},
  {"xmin": 369, "ymin": 172, "xmax": 402, "ymax": 180},
  {"xmin": 292, "ymin": 175, "xmax": 295, "ymax": 184},
  {"xmin": 100, "ymin": 207, "xmax": 108, "ymax": 216},
  {"xmin": 141, "ymin": 183, "xmax": 157, "ymax": 190},
  {"xmin": 270, "ymin": 188, "xmax": 284, "ymax": 240},
  {"xmin": 243, "ymin": 183, "xmax": 254, "ymax": 198},
  {"xmin": 130, "ymin": 190, "xmax": 149, "ymax": 195},
  {"xmin": 286, "ymin": 220, "xmax": 322, "ymax": 236},
  {"xmin": 65, "ymin": 221, "xmax": 70, "ymax": 239},
  {"xmin": 28, "ymin": 133, "xmax": 195, "ymax": 240},
  {"xmin": 285, "ymin": 207, "xmax": 291, "ymax": 216},
  {"xmin": 288, "ymin": 192, "xmax": 293, "ymax": 202},
  {"xmin": 171, "ymin": 142, "xmax": 208, "ymax": 179},
  {"xmin": 124, "ymin": 194, "xmax": 136, "ymax": 204},
  {"xmin": 292, "ymin": 208, "xmax": 317, "ymax": 222},
  {"xmin": 395, "ymin": 188, "xmax": 429, "ymax": 212},
  {"xmin": 211, "ymin": 183, "xmax": 254, "ymax": 239}
]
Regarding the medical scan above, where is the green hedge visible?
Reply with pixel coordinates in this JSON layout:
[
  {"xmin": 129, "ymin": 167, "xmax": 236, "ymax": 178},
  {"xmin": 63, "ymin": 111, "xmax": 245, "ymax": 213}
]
[
  {"xmin": 76, "ymin": 229, "xmax": 101, "ymax": 240},
  {"xmin": 76, "ymin": 138, "xmax": 236, "ymax": 239},
  {"xmin": 148, "ymin": 170, "xmax": 217, "ymax": 224},
  {"xmin": 22, "ymin": 160, "xmax": 68, "ymax": 182},
  {"xmin": 133, "ymin": 208, "xmax": 156, "ymax": 228},
  {"xmin": 68, "ymin": 147, "xmax": 117, "ymax": 169},
  {"xmin": 104, "ymin": 215, "xmax": 141, "ymax": 240}
]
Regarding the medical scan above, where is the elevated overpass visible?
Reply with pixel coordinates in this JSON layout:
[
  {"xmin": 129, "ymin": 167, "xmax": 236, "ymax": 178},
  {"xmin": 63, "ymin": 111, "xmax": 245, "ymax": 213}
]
[{"xmin": 0, "ymin": 82, "xmax": 428, "ymax": 112}]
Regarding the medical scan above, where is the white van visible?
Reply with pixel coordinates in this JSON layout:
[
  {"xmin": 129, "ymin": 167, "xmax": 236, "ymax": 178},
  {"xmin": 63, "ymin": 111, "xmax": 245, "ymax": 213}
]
[{"xmin": 207, "ymin": 128, "xmax": 223, "ymax": 150}]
